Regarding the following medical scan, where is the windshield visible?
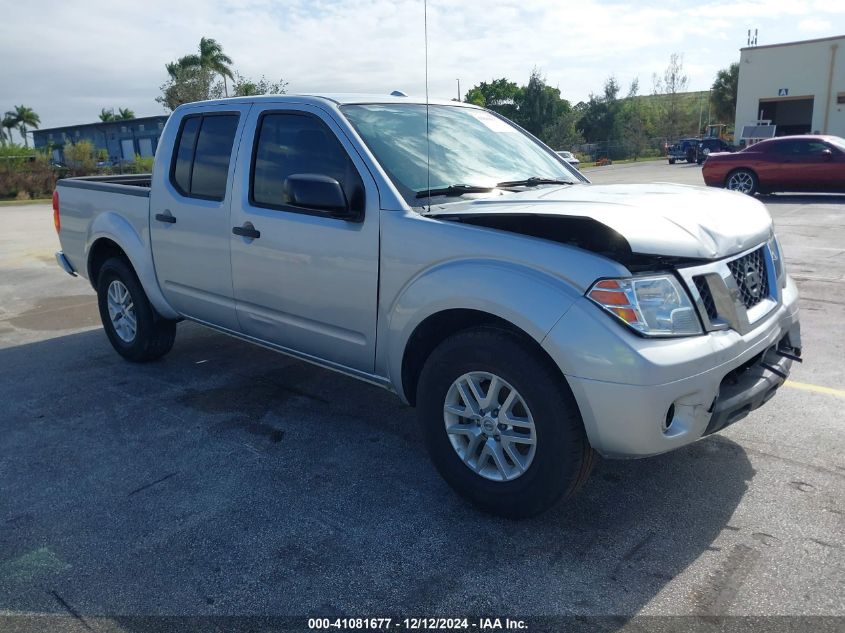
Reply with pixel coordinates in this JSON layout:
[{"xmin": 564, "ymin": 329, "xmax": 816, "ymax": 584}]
[
  {"xmin": 828, "ymin": 136, "xmax": 845, "ymax": 152},
  {"xmin": 341, "ymin": 103, "xmax": 579, "ymax": 206}
]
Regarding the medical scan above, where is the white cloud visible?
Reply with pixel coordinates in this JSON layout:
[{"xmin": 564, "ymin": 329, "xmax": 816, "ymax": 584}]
[
  {"xmin": 1, "ymin": 0, "xmax": 843, "ymax": 128},
  {"xmin": 798, "ymin": 18, "xmax": 833, "ymax": 32}
]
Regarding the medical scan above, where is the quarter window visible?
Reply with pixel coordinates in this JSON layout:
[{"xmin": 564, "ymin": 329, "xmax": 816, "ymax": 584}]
[
  {"xmin": 251, "ymin": 113, "xmax": 364, "ymax": 213},
  {"xmin": 170, "ymin": 114, "xmax": 239, "ymax": 200}
]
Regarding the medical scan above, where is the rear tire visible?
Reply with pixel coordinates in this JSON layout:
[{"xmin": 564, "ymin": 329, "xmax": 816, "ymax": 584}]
[
  {"xmin": 668, "ymin": 158, "xmax": 676, "ymax": 165},
  {"xmin": 97, "ymin": 257, "xmax": 176, "ymax": 362},
  {"xmin": 725, "ymin": 169, "xmax": 758, "ymax": 195},
  {"xmin": 417, "ymin": 327, "xmax": 594, "ymax": 518}
]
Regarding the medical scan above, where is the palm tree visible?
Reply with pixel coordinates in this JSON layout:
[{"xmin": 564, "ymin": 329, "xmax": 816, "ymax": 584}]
[
  {"xmin": 117, "ymin": 107, "xmax": 135, "ymax": 120},
  {"xmin": 99, "ymin": 108, "xmax": 115, "ymax": 122},
  {"xmin": 2, "ymin": 113, "xmax": 20, "ymax": 145},
  {"xmin": 5, "ymin": 105, "xmax": 40, "ymax": 148},
  {"xmin": 166, "ymin": 56, "xmax": 198, "ymax": 79},
  {"xmin": 172, "ymin": 37, "xmax": 234, "ymax": 97}
]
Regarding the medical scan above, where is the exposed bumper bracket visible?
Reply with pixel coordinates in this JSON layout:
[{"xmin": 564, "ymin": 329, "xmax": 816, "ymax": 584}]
[
  {"xmin": 705, "ymin": 336, "xmax": 799, "ymax": 436},
  {"xmin": 55, "ymin": 251, "xmax": 77, "ymax": 276}
]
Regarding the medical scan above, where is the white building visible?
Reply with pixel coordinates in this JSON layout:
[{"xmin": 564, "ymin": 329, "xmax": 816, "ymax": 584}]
[{"xmin": 735, "ymin": 34, "xmax": 845, "ymax": 143}]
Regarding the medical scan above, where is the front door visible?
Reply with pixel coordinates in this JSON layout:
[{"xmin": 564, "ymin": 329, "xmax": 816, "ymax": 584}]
[
  {"xmin": 150, "ymin": 105, "xmax": 250, "ymax": 329},
  {"xmin": 229, "ymin": 106, "xmax": 380, "ymax": 373},
  {"xmin": 776, "ymin": 139, "xmax": 834, "ymax": 191}
]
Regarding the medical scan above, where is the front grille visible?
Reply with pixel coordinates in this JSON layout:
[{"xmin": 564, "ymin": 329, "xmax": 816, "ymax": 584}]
[
  {"xmin": 694, "ymin": 277, "xmax": 718, "ymax": 320},
  {"xmin": 727, "ymin": 247, "xmax": 769, "ymax": 309}
]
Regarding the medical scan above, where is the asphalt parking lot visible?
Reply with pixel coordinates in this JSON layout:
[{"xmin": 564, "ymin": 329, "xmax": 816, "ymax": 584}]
[{"xmin": 1, "ymin": 161, "xmax": 843, "ymax": 629}]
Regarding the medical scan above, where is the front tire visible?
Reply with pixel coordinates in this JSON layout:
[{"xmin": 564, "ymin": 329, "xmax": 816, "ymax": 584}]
[
  {"xmin": 97, "ymin": 257, "xmax": 176, "ymax": 362},
  {"xmin": 417, "ymin": 327, "xmax": 594, "ymax": 518},
  {"xmin": 725, "ymin": 169, "xmax": 758, "ymax": 195}
]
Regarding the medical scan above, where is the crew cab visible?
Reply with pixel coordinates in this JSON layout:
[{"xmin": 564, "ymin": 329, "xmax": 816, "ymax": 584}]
[{"xmin": 54, "ymin": 94, "xmax": 802, "ymax": 517}]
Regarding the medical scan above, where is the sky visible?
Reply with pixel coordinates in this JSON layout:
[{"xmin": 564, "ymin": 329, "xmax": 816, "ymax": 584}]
[{"xmin": 0, "ymin": 0, "xmax": 843, "ymax": 132}]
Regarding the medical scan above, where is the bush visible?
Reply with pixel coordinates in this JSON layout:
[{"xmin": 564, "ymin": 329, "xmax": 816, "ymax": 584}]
[
  {"xmin": 64, "ymin": 140, "xmax": 97, "ymax": 176},
  {"xmin": 0, "ymin": 146, "xmax": 56, "ymax": 199}
]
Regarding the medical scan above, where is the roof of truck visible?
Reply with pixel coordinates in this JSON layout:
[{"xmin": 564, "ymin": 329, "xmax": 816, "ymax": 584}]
[{"xmin": 178, "ymin": 93, "xmax": 477, "ymax": 109}]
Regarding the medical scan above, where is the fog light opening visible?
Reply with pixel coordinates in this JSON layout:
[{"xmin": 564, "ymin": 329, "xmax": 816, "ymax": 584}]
[{"xmin": 663, "ymin": 404, "xmax": 676, "ymax": 433}]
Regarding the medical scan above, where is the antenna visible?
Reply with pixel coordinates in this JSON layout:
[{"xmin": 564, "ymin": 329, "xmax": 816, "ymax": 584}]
[
  {"xmin": 747, "ymin": 28, "xmax": 758, "ymax": 46},
  {"xmin": 424, "ymin": 0, "xmax": 431, "ymax": 213}
]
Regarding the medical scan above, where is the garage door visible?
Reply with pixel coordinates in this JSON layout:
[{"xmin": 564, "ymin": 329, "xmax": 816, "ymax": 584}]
[
  {"xmin": 120, "ymin": 139, "xmax": 135, "ymax": 161},
  {"xmin": 138, "ymin": 138, "xmax": 153, "ymax": 158},
  {"xmin": 759, "ymin": 98, "xmax": 814, "ymax": 136}
]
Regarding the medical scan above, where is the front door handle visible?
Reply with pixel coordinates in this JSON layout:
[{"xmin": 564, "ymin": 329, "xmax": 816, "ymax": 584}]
[
  {"xmin": 232, "ymin": 222, "xmax": 260, "ymax": 239},
  {"xmin": 155, "ymin": 210, "xmax": 176, "ymax": 224}
]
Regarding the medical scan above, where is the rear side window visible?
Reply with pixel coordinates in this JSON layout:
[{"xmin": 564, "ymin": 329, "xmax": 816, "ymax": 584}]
[
  {"xmin": 170, "ymin": 114, "xmax": 239, "ymax": 200},
  {"xmin": 172, "ymin": 117, "xmax": 200, "ymax": 192}
]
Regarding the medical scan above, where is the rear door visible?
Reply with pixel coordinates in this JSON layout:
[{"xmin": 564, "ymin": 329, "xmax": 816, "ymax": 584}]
[
  {"xmin": 228, "ymin": 104, "xmax": 380, "ymax": 373},
  {"xmin": 150, "ymin": 105, "xmax": 250, "ymax": 329}
]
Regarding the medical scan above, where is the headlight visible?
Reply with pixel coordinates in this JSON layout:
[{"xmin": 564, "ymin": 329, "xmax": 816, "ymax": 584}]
[
  {"xmin": 768, "ymin": 233, "xmax": 784, "ymax": 280},
  {"xmin": 587, "ymin": 275, "xmax": 703, "ymax": 337}
]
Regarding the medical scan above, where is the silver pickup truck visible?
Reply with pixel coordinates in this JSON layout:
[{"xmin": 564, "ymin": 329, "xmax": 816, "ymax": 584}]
[{"xmin": 54, "ymin": 94, "xmax": 801, "ymax": 517}]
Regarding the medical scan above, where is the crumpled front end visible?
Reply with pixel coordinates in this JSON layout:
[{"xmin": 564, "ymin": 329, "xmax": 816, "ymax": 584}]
[{"xmin": 542, "ymin": 239, "xmax": 801, "ymax": 458}]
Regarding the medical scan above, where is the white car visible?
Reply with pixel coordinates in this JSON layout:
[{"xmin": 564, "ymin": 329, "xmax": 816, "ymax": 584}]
[{"xmin": 556, "ymin": 150, "xmax": 580, "ymax": 167}]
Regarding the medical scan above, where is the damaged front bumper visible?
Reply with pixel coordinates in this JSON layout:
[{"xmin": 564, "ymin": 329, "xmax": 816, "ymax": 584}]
[{"xmin": 542, "ymin": 273, "xmax": 801, "ymax": 458}]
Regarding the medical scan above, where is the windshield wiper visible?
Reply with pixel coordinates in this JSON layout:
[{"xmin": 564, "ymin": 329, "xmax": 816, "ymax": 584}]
[
  {"xmin": 415, "ymin": 184, "xmax": 495, "ymax": 199},
  {"xmin": 496, "ymin": 177, "xmax": 573, "ymax": 188}
]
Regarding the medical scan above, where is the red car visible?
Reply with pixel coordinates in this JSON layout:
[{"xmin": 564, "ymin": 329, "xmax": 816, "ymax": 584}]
[{"xmin": 702, "ymin": 135, "xmax": 845, "ymax": 195}]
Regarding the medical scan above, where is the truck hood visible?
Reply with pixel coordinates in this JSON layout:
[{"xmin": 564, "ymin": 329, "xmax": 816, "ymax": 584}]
[{"xmin": 426, "ymin": 183, "xmax": 773, "ymax": 260}]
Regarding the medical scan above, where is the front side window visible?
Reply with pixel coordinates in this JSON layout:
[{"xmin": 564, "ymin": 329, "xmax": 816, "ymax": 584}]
[
  {"xmin": 170, "ymin": 114, "xmax": 239, "ymax": 200},
  {"xmin": 251, "ymin": 113, "xmax": 363, "ymax": 213},
  {"xmin": 341, "ymin": 104, "xmax": 578, "ymax": 206}
]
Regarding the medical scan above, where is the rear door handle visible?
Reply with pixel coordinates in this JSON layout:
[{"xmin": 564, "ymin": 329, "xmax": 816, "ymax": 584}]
[
  {"xmin": 232, "ymin": 222, "xmax": 260, "ymax": 239},
  {"xmin": 155, "ymin": 210, "xmax": 176, "ymax": 224}
]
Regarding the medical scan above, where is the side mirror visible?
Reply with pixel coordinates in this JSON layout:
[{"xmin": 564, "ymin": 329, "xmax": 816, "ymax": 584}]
[
  {"xmin": 821, "ymin": 148, "xmax": 833, "ymax": 161},
  {"xmin": 283, "ymin": 173, "xmax": 355, "ymax": 219}
]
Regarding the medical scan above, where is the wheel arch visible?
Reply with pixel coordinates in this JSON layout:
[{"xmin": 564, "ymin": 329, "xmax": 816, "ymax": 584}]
[
  {"xmin": 85, "ymin": 213, "xmax": 179, "ymax": 319},
  {"xmin": 385, "ymin": 260, "xmax": 584, "ymax": 405},
  {"xmin": 400, "ymin": 308, "xmax": 573, "ymax": 407},
  {"xmin": 725, "ymin": 166, "xmax": 759, "ymax": 187}
]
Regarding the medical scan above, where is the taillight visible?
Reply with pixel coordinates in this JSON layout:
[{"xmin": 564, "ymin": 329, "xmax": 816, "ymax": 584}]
[{"xmin": 52, "ymin": 190, "xmax": 60, "ymax": 233}]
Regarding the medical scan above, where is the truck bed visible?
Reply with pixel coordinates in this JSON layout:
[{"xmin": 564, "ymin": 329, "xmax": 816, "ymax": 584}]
[
  {"xmin": 55, "ymin": 174, "xmax": 153, "ymax": 280},
  {"xmin": 57, "ymin": 173, "xmax": 152, "ymax": 196}
]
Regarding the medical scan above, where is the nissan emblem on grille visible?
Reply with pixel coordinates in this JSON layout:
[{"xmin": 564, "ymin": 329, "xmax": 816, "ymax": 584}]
[{"xmin": 727, "ymin": 247, "xmax": 769, "ymax": 309}]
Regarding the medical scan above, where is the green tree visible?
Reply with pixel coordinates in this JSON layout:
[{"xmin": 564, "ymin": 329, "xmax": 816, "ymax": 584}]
[
  {"xmin": 99, "ymin": 108, "xmax": 115, "ymax": 122},
  {"xmin": 117, "ymin": 108, "xmax": 135, "ymax": 120},
  {"xmin": 63, "ymin": 139, "xmax": 96, "ymax": 176},
  {"xmin": 175, "ymin": 37, "xmax": 235, "ymax": 97},
  {"xmin": 618, "ymin": 79, "xmax": 653, "ymax": 159},
  {"xmin": 231, "ymin": 72, "xmax": 288, "ymax": 96},
  {"xmin": 541, "ymin": 109, "xmax": 583, "ymax": 151},
  {"xmin": 3, "ymin": 106, "xmax": 40, "ymax": 148},
  {"xmin": 157, "ymin": 64, "xmax": 223, "ymax": 111},
  {"xmin": 711, "ymin": 62, "xmax": 739, "ymax": 124},
  {"xmin": 653, "ymin": 53, "xmax": 689, "ymax": 140},
  {"xmin": 1, "ymin": 115, "xmax": 14, "ymax": 145},
  {"xmin": 577, "ymin": 76, "xmax": 621, "ymax": 143},
  {"xmin": 514, "ymin": 69, "xmax": 569, "ymax": 137},
  {"xmin": 464, "ymin": 78, "xmax": 522, "ymax": 120}
]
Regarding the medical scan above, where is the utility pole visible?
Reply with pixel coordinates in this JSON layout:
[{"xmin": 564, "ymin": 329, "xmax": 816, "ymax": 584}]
[
  {"xmin": 707, "ymin": 87, "xmax": 712, "ymax": 127},
  {"xmin": 456, "ymin": 78, "xmax": 461, "ymax": 102}
]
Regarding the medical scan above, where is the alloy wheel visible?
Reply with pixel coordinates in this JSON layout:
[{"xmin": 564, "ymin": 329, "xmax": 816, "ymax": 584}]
[
  {"xmin": 107, "ymin": 279, "xmax": 137, "ymax": 343},
  {"xmin": 443, "ymin": 371, "xmax": 537, "ymax": 482}
]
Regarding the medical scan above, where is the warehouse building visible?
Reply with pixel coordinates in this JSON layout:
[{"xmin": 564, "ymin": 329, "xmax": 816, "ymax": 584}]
[
  {"xmin": 735, "ymin": 34, "xmax": 844, "ymax": 143},
  {"xmin": 31, "ymin": 115, "xmax": 170, "ymax": 165}
]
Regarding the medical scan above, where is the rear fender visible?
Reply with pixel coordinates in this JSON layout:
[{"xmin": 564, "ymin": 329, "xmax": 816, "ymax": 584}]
[{"xmin": 86, "ymin": 212, "xmax": 179, "ymax": 319}]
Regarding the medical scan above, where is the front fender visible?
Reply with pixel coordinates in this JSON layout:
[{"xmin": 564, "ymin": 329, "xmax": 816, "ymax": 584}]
[
  {"xmin": 384, "ymin": 259, "xmax": 581, "ymax": 400},
  {"xmin": 86, "ymin": 212, "xmax": 179, "ymax": 320}
]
